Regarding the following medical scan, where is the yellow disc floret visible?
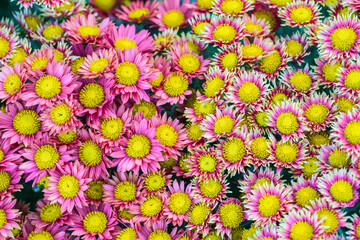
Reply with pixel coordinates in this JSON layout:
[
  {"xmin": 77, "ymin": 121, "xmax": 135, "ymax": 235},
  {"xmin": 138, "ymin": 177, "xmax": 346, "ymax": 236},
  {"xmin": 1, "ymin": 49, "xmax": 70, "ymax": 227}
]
[
  {"xmin": 275, "ymin": 142, "xmax": 299, "ymax": 163},
  {"xmin": 305, "ymin": 103, "xmax": 329, "ymax": 123},
  {"xmin": 276, "ymin": 112, "xmax": 299, "ymax": 135},
  {"xmin": 328, "ymin": 148, "xmax": 350, "ymax": 167},
  {"xmin": 197, "ymin": 154, "xmax": 217, "ymax": 173},
  {"xmin": 79, "ymin": 83, "xmax": 105, "ymax": 108},
  {"xmin": 258, "ymin": 194, "xmax": 280, "ymax": 217},
  {"xmin": 145, "ymin": 172, "xmax": 166, "ymax": 192},
  {"xmin": 34, "ymin": 145, "xmax": 60, "ymax": 170},
  {"xmin": 89, "ymin": 58, "xmax": 108, "ymax": 73},
  {"xmin": 344, "ymin": 69, "xmax": 360, "ymax": 90},
  {"xmin": 213, "ymin": 115, "xmax": 235, "ymax": 134},
  {"xmin": 259, "ymin": 50, "xmax": 281, "ymax": 74},
  {"xmin": 237, "ymin": 82, "xmax": 260, "ymax": 103},
  {"xmin": 141, "ymin": 196, "xmax": 163, "ymax": 217},
  {"xmin": 220, "ymin": 0, "xmax": 244, "ymax": 15},
  {"xmin": 162, "ymin": 10, "xmax": 185, "ymax": 28},
  {"xmin": 344, "ymin": 120, "xmax": 360, "ymax": 145},
  {"xmin": 295, "ymin": 186, "xmax": 319, "ymax": 207},
  {"xmin": 290, "ymin": 6, "xmax": 313, "ymax": 24},
  {"xmin": 115, "ymin": 62, "xmax": 140, "ymax": 86},
  {"xmin": 290, "ymin": 221, "xmax": 314, "ymax": 240},
  {"xmin": 156, "ymin": 124, "xmax": 178, "ymax": 147},
  {"xmin": 316, "ymin": 208, "xmax": 339, "ymax": 233},
  {"xmin": 251, "ymin": 137, "xmax": 271, "ymax": 159},
  {"xmin": 163, "ymin": 73, "xmax": 188, "ymax": 97},
  {"xmin": 169, "ymin": 192, "xmax": 191, "ymax": 214},
  {"xmin": 188, "ymin": 203, "xmax": 211, "ymax": 225},
  {"xmin": 0, "ymin": 170, "xmax": 10, "ymax": 192},
  {"xmin": 213, "ymin": 24, "xmax": 237, "ymax": 42},
  {"xmin": 13, "ymin": 110, "xmax": 41, "ymax": 135},
  {"xmin": 285, "ymin": 40, "xmax": 303, "ymax": 56},
  {"xmin": 35, "ymin": 75, "xmax": 61, "ymax": 99},
  {"xmin": 199, "ymin": 178, "xmax": 223, "ymax": 198},
  {"xmin": 330, "ymin": 180, "xmax": 354, "ymax": 203},
  {"xmin": 40, "ymin": 203, "xmax": 62, "ymax": 223},
  {"xmin": 243, "ymin": 44, "xmax": 263, "ymax": 59},
  {"xmin": 126, "ymin": 134, "xmax": 151, "ymax": 158},
  {"xmin": 178, "ymin": 54, "xmax": 200, "ymax": 73},
  {"xmin": 220, "ymin": 51, "xmax": 238, "ymax": 70},
  {"xmin": 85, "ymin": 180, "xmax": 104, "ymax": 200},
  {"xmin": 83, "ymin": 211, "xmax": 108, "ymax": 234},
  {"xmin": 78, "ymin": 25, "xmax": 100, "ymax": 37},
  {"xmin": 50, "ymin": 104, "xmax": 71, "ymax": 125},
  {"xmin": 57, "ymin": 174, "xmax": 80, "ymax": 198},
  {"xmin": 101, "ymin": 117, "xmax": 124, "ymax": 140},
  {"xmin": 3, "ymin": 73, "xmax": 21, "ymax": 95},
  {"xmin": 43, "ymin": 25, "xmax": 64, "ymax": 41},
  {"xmin": 114, "ymin": 181, "xmax": 137, "ymax": 202},
  {"xmin": 331, "ymin": 27, "xmax": 357, "ymax": 52},
  {"xmin": 289, "ymin": 71, "xmax": 312, "ymax": 91},
  {"xmin": 219, "ymin": 202, "xmax": 244, "ymax": 228},
  {"xmin": 222, "ymin": 137, "xmax": 245, "ymax": 163},
  {"xmin": 79, "ymin": 140, "xmax": 102, "ymax": 167}
]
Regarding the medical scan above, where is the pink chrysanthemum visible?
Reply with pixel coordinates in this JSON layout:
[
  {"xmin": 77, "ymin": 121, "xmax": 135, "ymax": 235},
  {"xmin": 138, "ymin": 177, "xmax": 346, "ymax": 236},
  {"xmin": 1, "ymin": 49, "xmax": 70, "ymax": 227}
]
[
  {"xmin": 317, "ymin": 144, "xmax": 351, "ymax": 173},
  {"xmin": 265, "ymin": 85, "xmax": 294, "ymax": 108},
  {"xmin": 279, "ymin": 0, "xmax": 321, "ymax": 27},
  {"xmin": 13, "ymin": 8, "xmax": 44, "ymax": 34},
  {"xmin": 186, "ymin": 201, "xmax": 212, "ymax": 235},
  {"xmin": 313, "ymin": 58, "xmax": 346, "ymax": 88},
  {"xmin": 201, "ymin": 107, "xmax": 243, "ymax": 142},
  {"xmin": 242, "ymin": 37, "xmax": 274, "ymax": 63},
  {"xmin": 200, "ymin": 67, "xmax": 232, "ymax": 101},
  {"xmin": 153, "ymin": 28, "xmax": 179, "ymax": 53},
  {"xmin": 0, "ymin": 166, "xmax": 22, "ymax": 200},
  {"xmin": 0, "ymin": 63, "xmax": 26, "ymax": 103},
  {"xmin": 250, "ymin": 224, "xmax": 278, "ymax": 240},
  {"xmin": 0, "ymin": 139, "xmax": 22, "ymax": 172},
  {"xmin": 212, "ymin": 44, "xmax": 243, "ymax": 73},
  {"xmin": 291, "ymin": 175, "xmax": 320, "ymax": 209},
  {"xmin": 317, "ymin": 15, "xmax": 360, "ymax": 61},
  {"xmin": 191, "ymin": 175, "xmax": 229, "ymax": 205},
  {"xmin": 31, "ymin": 22, "xmax": 66, "ymax": 45},
  {"xmin": 19, "ymin": 133, "xmax": 74, "ymax": 185},
  {"xmin": 267, "ymin": 100, "xmax": 307, "ymax": 141},
  {"xmin": 317, "ymin": 168, "xmax": 359, "ymax": 208},
  {"xmin": 137, "ymin": 220, "xmax": 179, "ymax": 240},
  {"xmin": 185, "ymin": 147, "xmax": 224, "ymax": 180},
  {"xmin": 148, "ymin": 55, "xmax": 172, "ymax": 89},
  {"xmin": 244, "ymin": 183, "xmax": 293, "ymax": 225},
  {"xmin": 280, "ymin": 31, "xmax": 310, "ymax": 65},
  {"xmin": 336, "ymin": 59, "xmax": 360, "ymax": 96},
  {"xmin": 211, "ymin": 0, "xmax": 255, "ymax": 17},
  {"xmin": 183, "ymin": 122, "xmax": 207, "ymax": 151},
  {"xmin": 348, "ymin": 214, "xmax": 360, "ymax": 240},
  {"xmin": 278, "ymin": 208, "xmax": 325, "ymax": 240},
  {"xmin": 209, "ymin": 198, "xmax": 246, "ymax": 238},
  {"xmin": 62, "ymin": 13, "xmax": 112, "ymax": 45},
  {"xmin": 0, "ymin": 197, "xmax": 20, "ymax": 239},
  {"xmin": 69, "ymin": 203, "xmax": 118, "ymax": 240},
  {"xmin": 331, "ymin": 110, "xmax": 360, "ymax": 157},
  {"xmin": 202, "ymin": 16, "xmax": 244, "ymax": 47},
  {"xmin": 116, "ymin": 0, "xmax": 159, "ymax": 23},
  {"xmin": 226, "ymin": 70, "xmax": 269, "ymax": 112},
  {"xmin": 151, "ymin": 0, "xmax": 194, "ymax": 31},
  {"xmin": 183, "ymin": 92, "xmax": 221, "ymax": 123},
  {"xmin": 332, "ymin": 92, "xmax": 359, "ymax": 114},
  {"xmin": 22, "ymin": 222, "xmax": 68, "ymax": 240},
  {"xmin": 247, "ymin": 105, "xmax": 272, "ymax": 135},
  {"xmin": 43, "ymin": 161, "xmax": 91, "ymax": 213},
  {"xmin": 139, "ymin": 169, "xmax": 172, "ymax": 197},
  {"xmin": 23, "ymin": 46, "xmax": 57, "ymax": 78},
  {"xmin": 188, "ymin": 13, "xmax": 212, "ymax": 37},
  {"xmin": 344, "ymin": 0, "xmax": 360, "ymax": 12},
  {"xmin": 40, "ymin": 1, "xmax": 86, "ymax": 19},
  {"xmin": 242, "ymin": 13, "xmax": 271, "ymax": 38},
  {"xmin": 0, "ymin": 27, "xmax": 18, "ymax": 65},
  {"xmin": 110, "ymin": 118, "xmax": 164, "ymax": 174},
  {"xmin": 172, "ymin": 32, "xmax": 207, "ymax": 55},
  {"xmin": 245, "ymin": 131, "xmax": 272, "ymax": 167},
  {"xmin": 129, "ymin": 194, "xmax": 166, "ymax": 225}
]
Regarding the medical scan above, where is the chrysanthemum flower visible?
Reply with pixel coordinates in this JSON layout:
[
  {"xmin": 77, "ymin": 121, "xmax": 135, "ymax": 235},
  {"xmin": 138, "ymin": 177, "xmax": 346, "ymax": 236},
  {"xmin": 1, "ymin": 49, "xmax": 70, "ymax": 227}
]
[
  {"xmin": 292, "ymin": 153, "xmax": 320, "ymax": 179},
  {"xmin": 278, "ymin": 208, "xmax": 325, "ymax": 240},
  {"xmin": 114, "ymin": 223, "xmax": 137, "ymax": 240},
  {"xmin": 0, "ymin": 63, "xmax": 26, "ymax": 103},
  {"xmin": 247, "ymin": 106, "xmax": 271, "ymax": 135},
  {"xmin": 43, "ymin": 161, "xmax": 91, "ymax": 213},
  {"xmin": 313, "ymin": 58, "xmax": 345, "ymax": 87},
  {"xmin": 186, "ymin": 201, "xmax": 212, "ymax": 235},
  {"xmin": 0, "ymin": 28, "xmax": 18, "ymax": 65},
  {"xmin": 279, "ymin": 0, "xmax": 321, "ymax": 27},
  {"xmin": 242, "ymin": 37, "xmax": 274, "ymax": 63},
  {"xmin": 139, "ymin": 169, "xmax": 172, "ymax": 197},
  {"xmin": 291, "ymin": 176, "xmax": 320, "ymax": 209},
  {"xmin": 332, "ymin": 92, "xmax": 359, "ymax": 114},
  {"xmin": 62, "ymin": 14, "xmax": 111, "ymax": 45},
  {"xmin": 307, "ymin": 199, "xmax": 348, "ymax": 238},
  {"xmin": 280, "ymin": 31, "xmax": 310, "ymax": 65},
  {"xmin": 7, "ymin": 38, "xmax": 31, "ymax": 68},
  {"xmin": 184, "ymin": 122, "xmax": 207, "ymax": 151},
  {"xmin": 245, "ymin": 183, "xmax": 293, "ymax": 225},
  {"xmin": 336, "ymin": 59, "xmax": 360, "ymax": 96},
  {"xmin": 129, "ymin": 194, "xmax": 166, "ymax": 224},
  {"xmin": 200, "ymin": 67, "xmax": 232, "ymax": 102},
  {"xmin": 344, "ymin": 0, "xmax": 360, "ymax": 12},
  {"xmin": 0, "ymin": 197, "xmax": 20, "ymax": 239},
  {"xmin": 318, "ymin": 144, "xmax": 351, "ymax": 173},
  {"xmin": 116, "ymin": 0, "xmax": 158, "ymax": 23},
  {"xmin": 226, "ymin": 70, "xmax": 269, "ymax": 112},
  {"xmin": 0, "ymin": 139, "xmax": 22, "ymax": 172},
  {"xmin": 318, "ymin": 168, "xmax": 359, "ymax": 208},
  {"xmin": 348, "ymin": 214, "xmax": 360, "ymax": 240},
  {"xmin": 211, "ymin": 44, "xmax": 243, "ymax": 73},
  {"xmin": 31, "ymin": 22, "xmax": 66, "ymax": 45},
  {"xmin": 245, "ymin": 132, "xmax": 272, "ymax": 168},
  {"xmin": 14, "ymin": 8, "xmax": 44, "ymax": 34},
  {"xmin": 242, "ymin": 14, "xmax": 271, "ymax": 38},
  {"xmin": 23, "ymin": 46, "xmax": 57, "ymax": 78},
  {"xmin": 317, "ymin": 16, "xmax": 360, "ymax": 61},
  {"xmin": 0, "ymin": 165, "xmax": 22, "ymax": 200},
  {"xmin": 209, "ymin": 198, "xmax": 245, "ymax": 237},
  {"xmin": 41, "ymin": 1, "xmax": 86, "ymax": 19},
  {"xmin": 188, "ymin": 13, "xmax": 212, "ymax": 37},
  {"xmin": 250, "ymin": 224, "xmax": 278, "ymax": 240},
  {"xmin": 191, "ymin": 176, "xmax": 229, "ymax": 205},
  {"xmin": 23, "ymin": 222, "xmax": 68, "ymax": 240},
  {"xmin": 211, "ymin": 0, "xmax": 255, "ymax": 17},
  {"xmin": 153, "ymin": 28, "xmax": 179, "ymax": 53},
  {"xmin": 147, "ymin": 56, "xmax": 172, "ymax": 89},
  {"xmin": 69, "ymin": 203, "xmax": 118, "ymax": 240},
  {"xmin": 306, "ymin": 130, "xmax": 331, "ymax": 152},
  {"xmin": 137, "ymin": 220, "xmax": 179, "ymax": 240},
  {"xmin": 202, "ymin": 16, "xmax": 244, "ymax": 47},
  {"xmin": 240, "ymin": 168, "xmax": 283, "ymax": 195},
  {"xmin": 110, "ymin": 118, "xmax": 164, "ymax": 174},
  {"xmin": 151, "ymin": 0, "xmax": 194, "ymax": 31}
]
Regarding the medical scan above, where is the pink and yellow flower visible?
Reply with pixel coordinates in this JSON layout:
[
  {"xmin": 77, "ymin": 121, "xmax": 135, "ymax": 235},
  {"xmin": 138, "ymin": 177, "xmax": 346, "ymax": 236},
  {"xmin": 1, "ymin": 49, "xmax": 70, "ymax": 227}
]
[
  {"xmin": 280, "ymin": 31, "xmax": 310, "ymax": 65},
  {"xmin": 291, "ymin": 175, "xmax": 320, "ymax": 209},
  {"xmin": 191, "ymin": 175, "xmax": 229, "ymax": 205},
  {"xmin": 279, "ymin": 0, "xmax": 322, "ymax": 27},
  {"xmin": 116, "ymin": 0, "xmax": 159, "ymax": 23},
  {"xmin": 317, "ymin": 144, "xmax": 351, "ymax": 173},
  {"xmin": 0, "ymin": 166, "xmax": 22, "ymax": 200},
  {"xmin": 242, "ymin": 37, "xmax": 274, "ymax": 63},
  {"xmin": 212, "ymin": 44, "xmax": 243, "ymax": 73},
  {"xmin": 242, "ymin": 13, "xmax": 271, "ymax": 38},
  {"xmin": 211, "ymin": 0, "xmax": 255, "ymax": 17},
  {"xmin": 0, "ymin": 63, "xmax": 26, "ymax": 103},
  {"xmin": 0, "ymin": 197, "xmax": 20, "ymax": 239},
  {"xmin": 336, "ymin": 59, "xmax": 360, "ymax": 96},
  {"xmin": 313, "ymin": 58, "xmax": 346, "ymax": 88}
]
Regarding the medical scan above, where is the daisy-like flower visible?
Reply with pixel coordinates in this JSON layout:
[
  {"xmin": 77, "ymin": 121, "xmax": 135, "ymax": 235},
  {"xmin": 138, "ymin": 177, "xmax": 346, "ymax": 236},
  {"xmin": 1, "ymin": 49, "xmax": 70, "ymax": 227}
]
[
  {"xmin": 307, "ymin": 131, "xmax": 332, "ymax": 152},
  {"xmin": 153, "ymin": 28, "xmax": 179, "ymax": 53},
  {"xmin": 163, "ymin": 180, "xmax": 195, "ymax": 226},
  {"xmin": 301, "ymin": 93, "xmax": 336, "ymax": 131},
  {"xmin": 211, "ymin": 0, "xmax": 255, "ymax": 17},
  {"xmin": 19, "ymin": 133, "xmax": 74, "ymax": 185},
  {"xmin": 280, "ymin": 65, "xmax": 317, "ymax": 99},
  {"xmin": 110, "ymin": 118, "xmax": 164, "ymax": 174},
  {"xmin": 242, "ymin": 37, "xmax": 274, "ymax": 63},
  {"xmin": 0, "ymin": 139, "xmax": 22, "ymax": 172},
  {"xmin": 13, "ymin": 8, "xmax": 44, "ymax": 34},
  {"xmin": 226, "ymin": 70, "xmax": 269, "ymax": 112},
  {"xmin": 250, "ymin": 224, "xmax": 278, "ymax": 240},
  {"xmin": 41, "ymin": 1, "xmax": 86, "ymax": 19},
  {"xmin": 317, "ymin": 144, "xmax": 351, "ymax": 173},
  {"xmin": 173, "ymin": 31, "xmax": 207, "ymax": 55},
  {"xmin": 114, "ymin": 223, "xmax": 137, "ymax": 240},
  {"xmin": 139, "ymin": 169, "xmax": 172, "ymax": 197},
  {"xmin": 191, "ymin": 175, "xmax": 229, "ymax": 205},
  {"xmin": 344, "ymin": 0, "xmax": 360, "ymax": 12},
  {"xmin": 69, "ymin": 203, "xmax": 118, "ymax": 240},
  {"xmin": 32, "ymin": 22, "xmax": 66, "ymax": 45},
  {"xmin": 129, "ymin": 194, "xmax": 166, "ymax": 225},
  {"xmin": 278, "ymin": 208, "xmax": 325, "ymax": 240},
  {"xmin": 348, "ymin": 214, "xmax": 360, "ymax": 240},
  {"xmin": 148, "ymin": 56, "xmax": 172, "ymax": 89},
  {"xmin": 211, "ymin": 44, "xmax": 243, "ymax": 73},
  {"xmin": 0, "ymin": 27, "xmax": 18, "ymax": 65},
  {"xmin": 185, "ymin": 147, "xmax": 224, "ymax": 180},
  {"xmin": 186, "ymin": 201, "xmax": 212, "ymax": 235},
  {"xmin": 151, "ymin": 0, "xmax": 193, "ymax": 31},
  {"xmin": 0, "ymin": 166, "xmax": 22, "ymax": 200},
  {"xmin": 268, "ymin": 135, "xmax": 308, "ymax": 171},
  {"xmin": 188, "ymin": 13, "xmax": 212, "ymax": 37},
  {"xmin": 245, "ymin": 183, "xmax": 293, "ymax": 225},
  {"xmin": 291, "ymin": 176, "xmax": 320, "ymax": 209},
  {"xmin": 7, "ymin": 38, "xmax": 31, "ymax": 68},
  {"xmin": 102, "ymin": 171, "xmax": 144, "ymax": 210},
  {"xmin": 267, "ymin": 100, "xmax": 307, "ymax": 141},
  {"xmin": 43, "ymin": 161, "xmax": 91, "ymax": 213},
  {"xmin": 0, "ymin": 102, "xmax": 42, "ymax": 146},
  {"xmin": 184, "ymin": 122, "xmax": 207, "ymax": 151},
  {"xmin": 336, "ymin": 59, "xmax": 360, "ymax": 96},
  {"xmin": 0, "ymin": 63, "xmax": 26, "ymax": 103},
  {"xmin": 247, "ymin": 105, "xmax": 272, "ymax": 135},
  {"xmin": 202, "ymin": 16, "xmax": 244, "ymax": 47},
  {"xmin": 279, "ymin": 0, "xmax": 321, "ymax": 27},
  {"xmin": 317, "ymin": 168, "xmax": 359, "ymax": 208},
  {"xmin": 107, "ymin": 24, "xmax": 155, "ymax": 53},
  {"xmin": 62, "ymin": 13, "xmax": 112, "ymax": 45},
  {"xmin": 201, "ymin": 67, "xmax": 232, "ymax": 101},
  {"xmin": 23, "ymin": 46, "xmax": 57, "ymax": 78},
  {"xmin": 317, "ymin": 15, "xmax": 360, "ymax": 61},
  {"xmin": 280, "ymin": 31, "xmax": 310, "ymax": 65},
  {"xmin": 169, "ymin": 44, "xmax": 210, "ymax": 80},
  {"xmin": 313, "ymin": 58, "xmax": 345, "ymax": 87},
  {"xmin": 0, "ymin": 197, "xmax": 20, "ymax": 239},
  {"xmin": 201, "ymin": 107, "xmax": 243, "ymax": 142},
  {"xmin": 22, "ymin": 223, "xmax": 68, "ymax": 240},
  {"xmin": 242, "ymin": 14, "xmax": 271, "ymax": 38},
  {"xmin": 245, "ymin": 130, "xmax": 272, "ymax": 165},
  {"xmin": 209, "ymin": 198, "xmax": 245, "ymax": 238},
  {"xmin": 307, "ymin": 199, "xmax": 348, "ymax": 238},
  {"xmin": 21, "ymin": 59, "xmax": 79, "ymax": 108},
  {"xmin": 137, "ymin": 220, "xmax": 178, "ymax": 240},
  {"xmin": 331, "ymin": 110, "xmax": 360, "ymax": 157},
  {"xmin": 292, "ymin": 154, "xmax": 320, "ymax": 179},
  {"xmin": 332, "ymin": 92, "xmax": 359, "ymax": 114},
  {"xmin": 116, "ymin": 0, "xmax": 158, "ymax": 23},
  {"xmin": 78, "ymin": 48, "xmax": 118, "ymax": 79}
]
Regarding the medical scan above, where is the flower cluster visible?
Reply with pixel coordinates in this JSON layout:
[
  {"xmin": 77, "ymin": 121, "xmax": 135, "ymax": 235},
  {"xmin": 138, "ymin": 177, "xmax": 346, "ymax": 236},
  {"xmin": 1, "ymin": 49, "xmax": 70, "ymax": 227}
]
[{"xmin": 0, "ymin": 0, "xmax": 359, "ymax": 239}]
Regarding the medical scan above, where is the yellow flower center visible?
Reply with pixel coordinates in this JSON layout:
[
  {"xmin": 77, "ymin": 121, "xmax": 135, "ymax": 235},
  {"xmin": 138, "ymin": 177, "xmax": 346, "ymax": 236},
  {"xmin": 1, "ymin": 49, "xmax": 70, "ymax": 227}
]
[
  {"xmin": 156, "ymin": 124, "xmax": 178, "ymax": 147},
  {"xmin": 148, "ymin": 230, "xmax": 171, "ymax": 240},
  {"xmin": 0, "ymin": 209, "xmax": 6, "ymax": 229},
  {"xmin": 57, "ymin": 130, "xmax": 76, "ymax": 143},
  {"xmin": 162, "ymin": 10, "xmax": 185, "ymax": 28},
  {"xmin": 198, "ymin": 0, "xmax": 215, "ymax": 8},
  {"xmin": 275, "ymin": 142, "xmax": 299, "ymax": 163},
  {"xmin": 115, "ymin": 62, "xmax": 140, "ymax": 86},
  {"xmin": 259, "ymin": 50, "xmax": 281, "ymax": 74},
  {"xmin": 34, "ymin": 145, "xmax": 60, "ymax": 170},
  {"xmin": 253, "ymin": 177, "xmax": 271, "ymax": 189},
  {"xmin": 193, "ymin": 100, "xmax": 216, "ymax": 117},
  {"xmin": 330, "ymin": 180, "xmax": 354, "ymax": 203},
  {"xmin": 13, "ymin": 110, "xmax": 41, "ymax": 136},
  {"xmin": 245, "ymin": 21, "xmax": 262, "ymax": 33},
  {"xmin": 269, "ymin": 0, "xmax": 292, "ymax": 7},
  {"xmin": 199, "ymin": 178, "xmax": 223, "ymax": 198},
  {"xmin": 118, "ymin": 208, "xmax": 135, "ymax": 220},
  {"xmin": 83, "ymin": 211, "xmax": 108, "ymax": 234},
  {"xmin": 71, "ymin": 57, "xmax": 86, "ymax": 75},
  {"xmin": 213, "ymin": 115, "xmax": 235, "ymax": 134},
  {"xmin": 295, "ymin": 186, "xmax": 319, "ymax": 207},
  {"xmin": 193, "ymin": 22, "xmax": 210, "ymax": 36},
  {"xmin": 213, "ymin": 24, "xmax": 237, "ymax": 42},
  {"xmin": 57, "ymin": 174, "xmax": 80, "ymax": 198},
  {"xmin": 179, "ymin": 154, "xmax": 190, "ymax": 172},
  {"xmin": 289, "ymin": 71, "xmax": 312, "ymax": 91},
  {"xmin": 126, "ymin": 134, "xmax": 151, "ymax": 158},
  {"xmin": 254, "ymin": 10, "xmax": 276, "ymax": 29},
  {"xmin": 337, "ymin": 97, "xmax": 356, "ymax": 113},
  {"xmin": 8, "ymin": 48, "xmax": 28, "ymax": 67},
  {"xmin": 301, "ymin": 156, "xmax": 319, "ymax": 179},
  {"xmin": 53, "ymin": 50, "xmax": 64, "ymax": 63},
  {"xmin": 79, "ymin": 83, "xmax": 105, "ymax": 108},
  {"xmin": 54, "ymin": 2, "xmax": 75, "ymax": 12},
  {"xmin": 251, "ymin": 137, "xmax": 270, "ymax": 159},
  {"xmin": 79, "ymin": 140, "xmax": 102, "ymax": 167},
  {"xmin": 116, "ymin": 228, "xmax": 137, "ymax": 240},
  {"xmin": 290, "ymin": 221, "xmax": 314, "ymax": 240},
  {"xmin": 328, "ymin": 148, "xmax": 350, "ymax": 168},
  {"xmin": 85, "ymin": 180, "xmax": 104, "ymax": 200},
  {"xmin": 149, "ymin": 68, "xmax": 164, "ymax": 87},
  {"xmin": 220, "ymin": 0, "xmax": 244, "ymax": 14},
  {"xmin": 305, "ymin": 103, "xmax": 329, "ymax": 124},
  {"xmin": 258, "ymin": 194, "xmax": 280, "ymax": 217},
  {"xmin": 272, "ymin": 93, "xmax": 289, "ymax": 105},
  {"xmin": 0, "ymin": 170, "xmax": 10, "ymax": 192},
  {"xmin": 133, "ymin": 100, "xmax": 157, "ymax": 118},
  {"xmin": 43, "ymin": 25, "xmax": 64, "ymax": 41},
  {"xmin": 93, "ymin": 0, "xmax": 117, "ymax": 11},
  {"xmin": 316, "ymin": 208, "xmax": 339, "ymax": 233},
  {"xmin": 169, "ymin": 192, "xmax": 191, "ymax": 214},
  {"xmin": 0, "ymin": 37, "xmax": 9, "ymax": 58},
  {"xmin": 198, "ymin": 154, "xmax": 217, "ymax": 173},
  {"xmin": 220, "ymin": 51, "xmax": 238, "ymax": 70},
  {"xmin": 35, "ymin": 75, "xmax": 61, "ymax": 99},
  {"xmin": 128, "ymin": 8, "xmax": 149, "ymax": 20},
  {"xmin": 187, "ymin": 123, "xmax": 204, "ymax": 141},
  {"xmin": 3, "ymin": 73, "xmax": 21, "ymax": 95},
  {"xmin": 204, "ymin": 76, "xmax": 224, "ymax": 97},
  {"xmin": 322, "ymin": 61, "xmax": 342, "ymax": 83},
  {"xmin": 243, "ymin": 44, "xmax": 263, "ymax": 58},
  {"xmin": 188, "ymin": 203, "xmax": 211, "ymax": 225},
  {"xmin": 101, "ymin": 117, "xmax": 123, "ymax": 140},
  {"xmin": 28, "ymin": 231, "xmax": 54, "ymax": 240},
  {"xmin": 290, "ymin": 6, "xmax": 313, "ymax": 24},
  {"xmin": 114, "ymin": 38, "xmax": 137, "ymax": 51},
  {"xmin": 182, "ymin": 41, "xmax": 201, "ymax": 55},
  {"xmin": 163, "ymin": 73, "xmax": 188, "ymax": 97},
  {"xmin": 114, "ymin": 181, "xmax": 137, "ymax": 202},
  {"xmin": 50, "ymin": 104, "xmax": 71, "ymax": 125},
  {"xmin": 141, "ymin": 196, "xmax": 163, "ymax": 217},
  {"xmin": 222, "ymin": 137, "xmax": 245, "ymax": 163},
  {"xmin": 40, "ymin": 203, "xmax": 62, "ymax": 223},
  {"xmin": 25, "ymin": 16, "xmax": 41, "ymax": 30},
  {"xmin": 285, "ymin": 40, "xmax": 303, "ymax": 56},
  {"xmin": 344, "ymin": 69, "xmax": 360, "ymax": 90},
  {"xmin": 145, "ymin": 172, "xmax": 165, "ymax": 192},
  {"xmin": 219, "ymin": 202, "xmax": 244, "ymax": 228},
  {"xmin": 255, "ymin": 111, "xmax": 269, "ymax": 127},
  {"xmin": 178, "ymin": 54, "xmax": 200, "ymax": 74},
  {"xmin": 31, "ymin": 57, "xmax": 48, "ymax": 71},
  {"xmin": 276, "ymin": 112, "xmax": 299, "ymax": 135},
  {"xmin": 203, "ymin": 232, "xmax": 222, "ymax": 240},
  {"xmin": 357, "ymin": 223, "xmax": 360, "ymax": 239},
  {"xmin": 237, "ymin": 82, "xmax": 260, "ymax": 103},
  {"xmin": 344, "ymin": 120, "xmax": 360, "ymax": 145},
  {"xmin": 307, "ymin": 132, "xmax": 330, "ymax": 146},
  {"xmin": 0, "ymin": 149, "xmax": 3, "ymax": 162},
  {"xmin": 78, "ymin": 25, "xmax": 100, "ymax": 37},
  {"xmin": 89, "ymin": 58, "xmax": 108, "ymax": 73},
  {"xmin": 331, "ymin": 27, "xmax": 357, "ymax": 52}
]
